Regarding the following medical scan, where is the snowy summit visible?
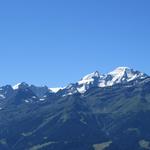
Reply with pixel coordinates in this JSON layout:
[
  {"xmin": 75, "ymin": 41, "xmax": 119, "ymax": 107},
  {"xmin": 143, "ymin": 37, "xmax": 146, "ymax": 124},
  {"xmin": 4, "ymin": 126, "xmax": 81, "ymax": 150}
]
[
  {"xmin": 62, "ymin": 67, "xmax": 148, "ymax": 95},
  {"xmin": 11, "ymin": 67, "xmax": 148, "ymax": 96}
]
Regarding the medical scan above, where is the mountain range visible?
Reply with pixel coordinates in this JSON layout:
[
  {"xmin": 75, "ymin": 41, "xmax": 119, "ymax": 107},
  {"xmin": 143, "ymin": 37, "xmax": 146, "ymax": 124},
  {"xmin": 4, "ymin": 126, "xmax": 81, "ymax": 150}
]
[{"xmin": 0, "ymin": 67, "xmax": 150, "ymax": 150}]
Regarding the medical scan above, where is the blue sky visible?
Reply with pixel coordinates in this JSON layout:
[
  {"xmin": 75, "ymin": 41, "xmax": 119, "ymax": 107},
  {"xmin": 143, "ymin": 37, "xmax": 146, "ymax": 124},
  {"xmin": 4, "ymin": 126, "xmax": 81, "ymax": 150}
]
[{"xmin": 0, "ymin": 0, "xmax": 150, "ymax": 87}]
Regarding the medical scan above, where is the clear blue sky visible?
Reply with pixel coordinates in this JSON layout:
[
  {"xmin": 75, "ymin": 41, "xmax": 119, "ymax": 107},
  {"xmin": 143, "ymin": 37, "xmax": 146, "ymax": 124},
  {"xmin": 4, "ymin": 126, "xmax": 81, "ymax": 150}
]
[{"xmin": 0, "ymin": 0, "xmax": 150, "ymax": 87}]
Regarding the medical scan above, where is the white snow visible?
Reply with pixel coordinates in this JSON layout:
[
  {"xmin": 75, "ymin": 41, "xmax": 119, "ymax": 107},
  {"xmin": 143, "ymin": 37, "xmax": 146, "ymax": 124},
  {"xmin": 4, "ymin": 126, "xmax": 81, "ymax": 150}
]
[
  {"xmin": 13, "ymin": 83, "xmax": 22, "ymax": 90},
  {"xmin": 106, "ymin": 67, "xmax": 141, "ymax": 86},
  {"xmin": 25, "ymin": 100, "xmax": 29, "ymax": 103},
  {"xmin": 78, "ymin": 71, "xmax": 100, "ymax": 85},
  {"xmin": 0, "ymin": 94, "xmax": 5, "ymax": 99},
  {"xmin": 39, "ymin": 98, "xmax": 45, "ymax": 101},
  {"xmin": 108, "ymin": 67, "xmax": 129, "ymax": 84},
  {"xmin": 62, "ymin": 67, "xmax": 148, "ymax": 95},
  {"xmin": 77, "ymin": 86, "xmax": 86, "ymax": 93},
  {"xmin": 32, "ymin": 96, "xmax": 36, "ymax": 99},
  {"xmin": 49, "ymin": 87, "xmax": 63, "ymax": 93},
  {"xmin": 11, "ymin": 67, "xmax": 148, "ymax": 97}
]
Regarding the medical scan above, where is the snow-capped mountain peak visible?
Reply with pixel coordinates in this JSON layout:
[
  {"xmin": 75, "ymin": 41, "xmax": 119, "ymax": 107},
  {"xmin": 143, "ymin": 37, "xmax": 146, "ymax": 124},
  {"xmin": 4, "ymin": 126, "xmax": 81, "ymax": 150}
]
[
  {"xmin": 60, "ymin": 67, "xmax": 148, "ymax": 96},
  {"xmin": 10, "ymin": 67, "xmax": 148, "ymax": 97},
  {"xmin": 13, "ymin": 83, "xmax": 21, "ymax": 90},
  {"xmin": 13, "ymin": 82, "xmax": 29, "ymax": 90},
  {"xmin": 76, "ymin": 71, "xmax": 101, "ymax": 93},
  {"xmin": 50, "ymin": 87, "xmax": 64, "ymax": 93},
  {"xmin": 109, "ymin": 67, "xmax": 130, "ymax": 76},
  {"xmin": 78, "ymin": 71, "xmax": 100, "ymax": 85},
  {"xmin": 107, "ymin": 67, "xmax": 147, "ymax": 86},
  {"xmin": 82, "ymin": 71, "xmax": 100, "ymax": 80}
]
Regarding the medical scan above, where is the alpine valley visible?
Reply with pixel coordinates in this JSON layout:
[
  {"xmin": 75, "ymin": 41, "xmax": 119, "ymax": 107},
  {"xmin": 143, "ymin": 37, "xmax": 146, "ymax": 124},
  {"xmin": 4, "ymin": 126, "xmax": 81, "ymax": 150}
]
[{"xmin": 0, "ymin": 67, "xmax": 150, "ymax": 150}]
